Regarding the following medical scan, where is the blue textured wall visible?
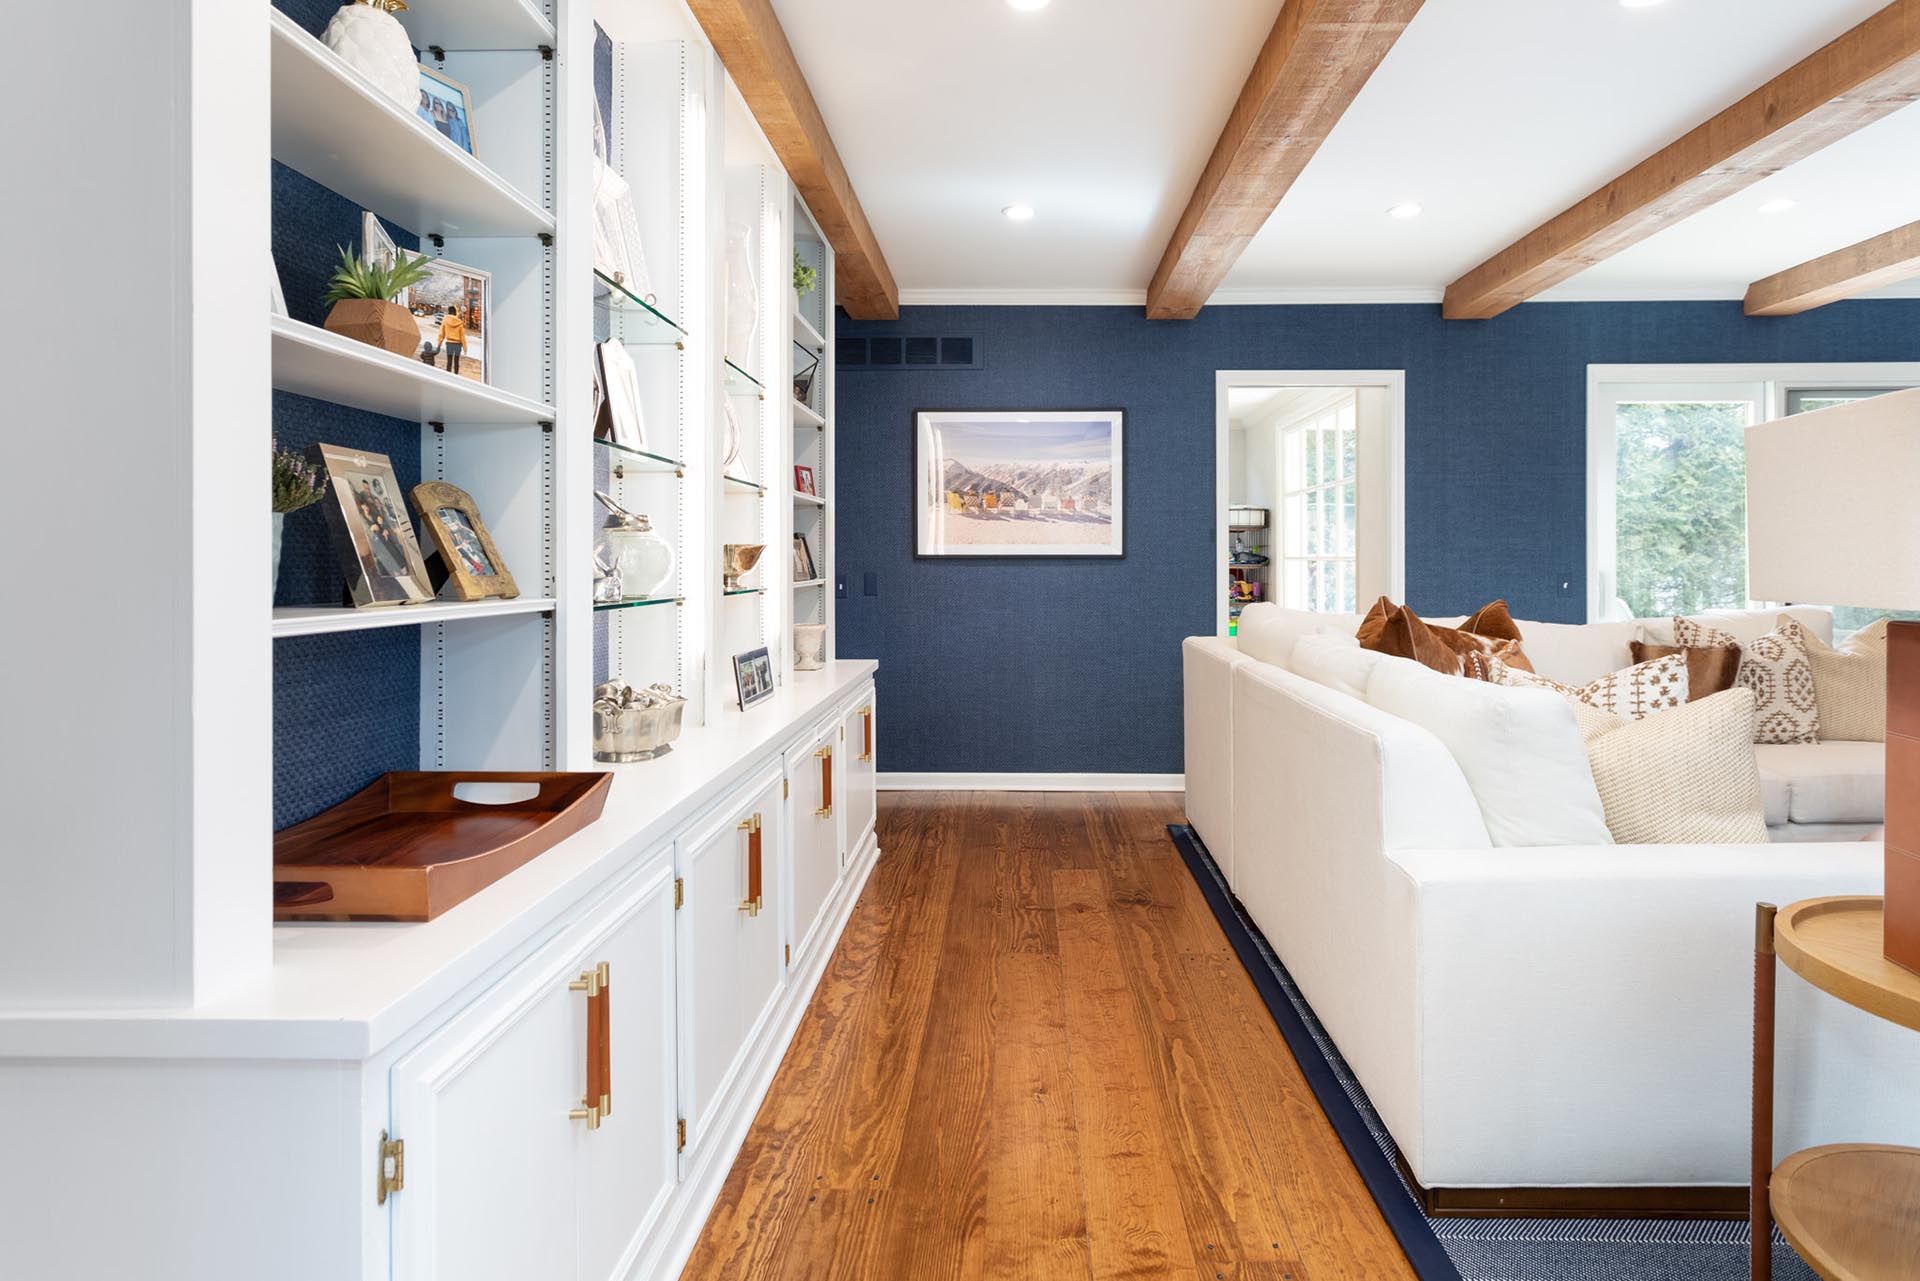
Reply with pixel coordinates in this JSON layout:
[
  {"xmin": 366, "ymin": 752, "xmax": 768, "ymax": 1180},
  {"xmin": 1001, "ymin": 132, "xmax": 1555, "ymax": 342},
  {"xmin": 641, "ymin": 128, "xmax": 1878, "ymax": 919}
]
[{"xmin": 835, "ymin": 299, "xmax": 1920, "ymax": 775}]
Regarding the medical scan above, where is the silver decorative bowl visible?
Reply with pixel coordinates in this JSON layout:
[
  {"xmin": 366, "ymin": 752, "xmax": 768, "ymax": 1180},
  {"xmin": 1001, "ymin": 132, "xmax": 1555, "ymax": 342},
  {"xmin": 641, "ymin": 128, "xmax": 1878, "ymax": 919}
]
[{"xmin": 592, "ymin": 683, "xmax": 686, "ymax": 762}]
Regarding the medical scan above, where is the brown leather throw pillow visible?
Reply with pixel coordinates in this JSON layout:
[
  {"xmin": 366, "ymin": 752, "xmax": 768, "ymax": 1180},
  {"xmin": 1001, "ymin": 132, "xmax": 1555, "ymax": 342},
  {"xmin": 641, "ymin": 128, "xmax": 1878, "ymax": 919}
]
[
  {"xmin": 1630, "ymin": 640, "xmax": 1742, "ymax": 701},
  {"xmin": 1357, "ymin": 597, "xmax": 1534, "ymax": 678}
]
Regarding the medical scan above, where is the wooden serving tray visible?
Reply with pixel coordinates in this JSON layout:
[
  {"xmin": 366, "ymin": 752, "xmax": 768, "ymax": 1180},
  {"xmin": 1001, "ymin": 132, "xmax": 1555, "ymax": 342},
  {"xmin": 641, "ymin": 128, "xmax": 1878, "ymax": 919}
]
[{"xmin": 273, "ymin": 772, "xmax": 613, "ymax": 921}]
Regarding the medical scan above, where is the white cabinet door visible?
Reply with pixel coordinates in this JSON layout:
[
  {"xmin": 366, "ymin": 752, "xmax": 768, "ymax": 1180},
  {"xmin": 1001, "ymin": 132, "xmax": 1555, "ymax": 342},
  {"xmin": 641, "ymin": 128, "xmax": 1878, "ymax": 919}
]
[
  {"xmin": 841, "ymin": 693, "xmax": 877, "ymax": 859},
  {"xmin": 579, "ymin": 863, "xmax": 680, "ymax": 1281},
  {"xmin": 389, "ymin": 934, "xmax": 588, "ymax": 1281},
  {"xmin": 787, "ymin": 718, "xmax": 841, "ymax": 967},
  {"xmin": 676, "ymin": 767, "xmax": 785, "ymax": 1156}
]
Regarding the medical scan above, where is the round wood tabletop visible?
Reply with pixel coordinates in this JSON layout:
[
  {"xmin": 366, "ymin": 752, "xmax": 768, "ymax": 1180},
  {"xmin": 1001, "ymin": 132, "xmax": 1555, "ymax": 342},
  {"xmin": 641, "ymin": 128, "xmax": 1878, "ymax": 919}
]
[
  {"xmin": 1775, "ymin": 897, "xmax": 1920, "ymax": 1034},
  {"xmin": 1772, "ymin": 1144, "xmax": 1920, "ymax": 1281}
]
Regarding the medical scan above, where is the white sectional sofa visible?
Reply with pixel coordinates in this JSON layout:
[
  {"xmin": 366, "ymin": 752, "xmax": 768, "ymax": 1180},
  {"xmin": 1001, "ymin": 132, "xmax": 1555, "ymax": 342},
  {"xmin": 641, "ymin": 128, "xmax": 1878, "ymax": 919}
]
[{"xmin": 1183, "ymin": 604, "xmax": 1918, "ymax": 1202}]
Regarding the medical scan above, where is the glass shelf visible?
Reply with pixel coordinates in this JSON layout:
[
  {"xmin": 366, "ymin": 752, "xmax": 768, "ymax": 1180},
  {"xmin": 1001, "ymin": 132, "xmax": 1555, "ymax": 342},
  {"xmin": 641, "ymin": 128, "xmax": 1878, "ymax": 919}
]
[
  {"xmin": 723, "ymin": 587, "xmax": 764, "ymax": 597},
  {"xmin": 723, "ymin": 474, "xmax": 765, "ymax": 493},
  {"xmin": 594, "ymin": 270, "xmax": 687, "ymax": 346},
  {"xmin": 595, "ymin": 437, "xmax": 684, "ymax": 476},
  {"xmin": 593, "ymin": 595, "xmax": 684, "ymax": 613},
  {"xmin": 724, "ymin": 359, "xmax": 765, "ymax": 396}
]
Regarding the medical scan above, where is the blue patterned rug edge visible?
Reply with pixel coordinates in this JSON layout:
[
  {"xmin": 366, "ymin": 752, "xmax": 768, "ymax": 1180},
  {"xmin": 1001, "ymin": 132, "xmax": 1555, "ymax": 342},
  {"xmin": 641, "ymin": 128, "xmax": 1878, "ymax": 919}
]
[{"xmin": 1167, "ymin": 822, "xmax": 1462, "ymax": 1281}]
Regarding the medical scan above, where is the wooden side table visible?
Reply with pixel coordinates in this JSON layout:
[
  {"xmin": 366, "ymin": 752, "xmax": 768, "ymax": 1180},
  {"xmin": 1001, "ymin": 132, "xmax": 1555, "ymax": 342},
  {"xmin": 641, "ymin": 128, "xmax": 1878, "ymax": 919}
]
[{"xmin": 1752, "ymin": 897, "xmax": 1920, "ymax": 1280}]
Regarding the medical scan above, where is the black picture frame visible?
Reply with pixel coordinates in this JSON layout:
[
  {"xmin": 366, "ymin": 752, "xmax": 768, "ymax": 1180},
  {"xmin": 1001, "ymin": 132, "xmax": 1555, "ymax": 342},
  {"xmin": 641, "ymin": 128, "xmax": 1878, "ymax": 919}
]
[
  {"xmin": 912, "ymin": 408, "xmax": 1126, "ymax": 560},
  {"xmin": 733, "ymin": 646, "xmax": 775, "ymax": 710}
]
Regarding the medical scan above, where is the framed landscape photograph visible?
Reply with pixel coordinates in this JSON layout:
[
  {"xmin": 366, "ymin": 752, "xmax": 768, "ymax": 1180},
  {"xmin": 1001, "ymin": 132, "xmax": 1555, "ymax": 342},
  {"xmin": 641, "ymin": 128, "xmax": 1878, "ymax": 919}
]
[
  {"xmin": 410, "ymin": 481, "xmax": 517, "ymax": 601},
  {"xmin": 412, "ymin": 256, "xmax": 489, "ymax": 384},
  {"xmin": 914, "ymin": 409, "xmax": 1123, "ymax": 557},
  {"xmin": 733, "ymin": 646, "xmax": 775, "ymax": 710},
  {"xmin": 308, "ymin": 443, "xmax": 435, "ymax": 607}
]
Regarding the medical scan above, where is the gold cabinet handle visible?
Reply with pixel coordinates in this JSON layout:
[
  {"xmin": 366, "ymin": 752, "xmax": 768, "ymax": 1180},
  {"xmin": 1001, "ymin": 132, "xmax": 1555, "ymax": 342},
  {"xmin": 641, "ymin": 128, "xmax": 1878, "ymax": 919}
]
[
  {"xmin": 596, "ymin": 961, "xmax": 611, "ymax": 1118},
  {"xmin": 815, "ymin": 746, "xmax": 834, "ymax": 817},
  {"xmin": 858, "ymin": 707, "xmax": 874, "ymax": 763},
  {"xmin": 569, "ymin": 966, "xmax": 607, "ymax": 1129},
  {"xmin": 737, "ymin": 814, "xmax": 763, "ymax": 915}
]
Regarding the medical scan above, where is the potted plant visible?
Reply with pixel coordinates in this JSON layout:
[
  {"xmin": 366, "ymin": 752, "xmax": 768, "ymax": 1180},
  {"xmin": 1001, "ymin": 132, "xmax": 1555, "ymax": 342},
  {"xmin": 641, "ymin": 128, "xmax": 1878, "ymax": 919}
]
[
  {"xmin": 272, "ymin": 438, "xmax": 329, "ymax": 598},
  {"xmin": 322, "ymin": 243, "xmax": 433, "ymax": 356},
  {"xmin": 792, "ymin": 248, "xmax": 817, "ymax": 311}
]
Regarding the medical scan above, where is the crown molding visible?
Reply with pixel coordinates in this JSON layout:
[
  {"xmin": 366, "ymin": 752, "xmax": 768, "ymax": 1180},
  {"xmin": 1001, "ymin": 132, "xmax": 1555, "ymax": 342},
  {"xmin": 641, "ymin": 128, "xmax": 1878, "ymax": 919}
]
[
  {"xmin": 887, "ymin": 281, "xmax": 1920, "ymax": 310},
  {"xmin": 893, "ymin": 287, "xmax": 1149, "ymax": 306}
]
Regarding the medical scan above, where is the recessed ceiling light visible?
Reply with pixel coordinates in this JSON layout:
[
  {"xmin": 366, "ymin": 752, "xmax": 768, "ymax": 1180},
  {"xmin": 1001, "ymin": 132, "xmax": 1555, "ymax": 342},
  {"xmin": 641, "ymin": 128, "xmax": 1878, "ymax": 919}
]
[
  {"xmin": 1002, "ymin": 203, "xmax": 1036, "ymax": 222},
  {"xmin": 1619, "ymin": 0, "xmax": 1666, "ymax": 8},
  {"xmin": 1387, "ymin": 202, "xmax": 1423, "ymax": 220},
  {"xmin": 1007, "ymin": 0, "xmax": 1050, "ymax": 10},
  {"xmin": 1759, "ymin": 197, "xmax": 1798, "ymax": 215}
]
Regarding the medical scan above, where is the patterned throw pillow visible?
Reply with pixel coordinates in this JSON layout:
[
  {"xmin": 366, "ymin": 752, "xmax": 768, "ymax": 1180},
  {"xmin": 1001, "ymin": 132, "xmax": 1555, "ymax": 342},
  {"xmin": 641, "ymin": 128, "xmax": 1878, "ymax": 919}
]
[
  {"xmin": 1794, "ymin": 616, "xmax": 1889, "ymax": 742},
  {"xmin": 1673, "ymin": 617, "xmax": 1740, "ymax": 651},
  {"xmin": 1735, "ymin": 618, "xmax": 1820, "ymax": 744},
  {"xmin": 1355, "ymin": 597, "xmax": 1534, "ymax": 678},
  {"xmin": 1489, "ymin": 653, "xmax": 1688, "ymax": 719}
]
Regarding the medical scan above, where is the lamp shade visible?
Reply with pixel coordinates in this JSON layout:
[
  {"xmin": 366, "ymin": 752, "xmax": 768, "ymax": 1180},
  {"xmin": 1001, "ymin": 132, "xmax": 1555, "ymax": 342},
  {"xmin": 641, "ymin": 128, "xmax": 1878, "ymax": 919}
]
[{"xmin": 1746, "ymin": 387, "xmax": 1920, "ymax": 609}]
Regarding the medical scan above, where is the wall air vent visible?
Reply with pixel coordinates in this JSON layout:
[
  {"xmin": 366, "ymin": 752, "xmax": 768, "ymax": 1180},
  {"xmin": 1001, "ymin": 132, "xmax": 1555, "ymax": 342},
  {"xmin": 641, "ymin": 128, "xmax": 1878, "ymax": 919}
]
[{"xmin": 836, "ymin": 334, "xmax": 984, "ymax": 371}]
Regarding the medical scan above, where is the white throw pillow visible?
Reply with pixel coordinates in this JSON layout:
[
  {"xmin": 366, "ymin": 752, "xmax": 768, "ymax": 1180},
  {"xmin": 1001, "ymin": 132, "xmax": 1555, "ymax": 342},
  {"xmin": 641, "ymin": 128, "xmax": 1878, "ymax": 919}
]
[
  {"xmin": 1365, "ymin": 658, "xmax": 1613, "ymax": 848},
  {"xmin": 1581, "ymin": 689, "xmax": 1769, "ymax": 844},
  {"xmin": 1489, "ymin": 652, "xmax": 1688, "ymax": 719},
  {"xmin": 1289, "ymin": 631, "xmax": 1391, "ymax": 701},
  {"xmin": 1513, "ymin": 618, "xmax": 1642, "ymax": 686},
  {"xmin": 1236, "ymin": 604, "xmax": 1362, "ymax": 671}
]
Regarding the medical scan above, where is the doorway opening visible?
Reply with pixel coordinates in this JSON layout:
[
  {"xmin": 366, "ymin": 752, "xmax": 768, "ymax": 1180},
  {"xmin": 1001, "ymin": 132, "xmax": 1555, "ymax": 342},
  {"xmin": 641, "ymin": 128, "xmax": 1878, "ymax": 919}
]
[{"xmin": 1214, "ymin": 371, "xmax": 1405, "ymax": 637}]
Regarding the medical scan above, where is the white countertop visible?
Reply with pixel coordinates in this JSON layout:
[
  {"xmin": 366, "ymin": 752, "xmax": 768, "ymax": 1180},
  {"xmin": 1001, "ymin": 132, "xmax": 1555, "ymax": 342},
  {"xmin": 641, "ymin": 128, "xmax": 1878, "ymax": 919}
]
[{"xmin": 0, "ymin": 662, "xmax": 877, "ymax": 1062}]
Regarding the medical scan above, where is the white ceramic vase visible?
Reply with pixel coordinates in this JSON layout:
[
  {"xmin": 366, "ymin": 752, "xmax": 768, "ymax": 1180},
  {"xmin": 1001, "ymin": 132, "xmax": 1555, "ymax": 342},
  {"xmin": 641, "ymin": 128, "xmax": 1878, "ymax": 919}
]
[
  {"xmin": 793, "ymin": 624, "xmax": 827, "ymax": 671},
  {"xmin": 323, "ymin": 1, "xmax": 419, "ymax": 112},
  {"xmin": 724, "ymin": 222, "xmax": 758, "ymax": 364}
]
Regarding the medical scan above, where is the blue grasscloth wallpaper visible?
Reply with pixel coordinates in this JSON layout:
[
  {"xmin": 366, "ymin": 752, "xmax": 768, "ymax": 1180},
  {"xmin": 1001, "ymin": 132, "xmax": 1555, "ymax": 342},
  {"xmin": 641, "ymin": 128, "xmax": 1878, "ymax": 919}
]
[{"xmin": 835, "ymin": 299, "xmax": 1920, "ymax": 775}]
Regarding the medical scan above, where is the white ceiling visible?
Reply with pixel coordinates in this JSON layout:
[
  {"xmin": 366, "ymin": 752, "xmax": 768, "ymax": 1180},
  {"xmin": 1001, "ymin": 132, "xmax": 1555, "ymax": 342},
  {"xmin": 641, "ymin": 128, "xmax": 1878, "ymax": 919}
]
[{"xmin": 769, "ymin": 0, "xmax": 1920, "ymax": 305}]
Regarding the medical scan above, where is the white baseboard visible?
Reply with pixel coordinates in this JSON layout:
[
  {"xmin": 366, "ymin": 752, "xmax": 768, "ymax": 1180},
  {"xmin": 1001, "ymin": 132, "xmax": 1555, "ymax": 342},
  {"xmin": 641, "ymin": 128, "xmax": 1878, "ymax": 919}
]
[{"xmin": 878, "ymin": 772, "xmax": 1184, "ymax": 793}]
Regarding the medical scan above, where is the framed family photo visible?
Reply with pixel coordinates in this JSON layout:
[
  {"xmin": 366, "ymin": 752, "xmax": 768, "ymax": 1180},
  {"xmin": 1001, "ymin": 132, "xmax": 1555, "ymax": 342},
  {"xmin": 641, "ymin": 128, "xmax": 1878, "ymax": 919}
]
[
  {"xmin": 411, "ymin": 481, "xmax": 517, "ymax": 601},
  {"xmin": 417, "ymin": 65, "xmax": 475, "ymax": 154},
  {"xmin": 733, "ymin": 647, "xmax": 775, "ymax": 710},
  {"xmin": 309, "ymin": 443, "xmax": 435, "ymax": 607},
  {"xmin": 914, "ymin": 409, "xmax": 1124, "ymax": 557},
  {"xmin": 411, "ymin": 257, "xmax": 489, "ymax": 384}
]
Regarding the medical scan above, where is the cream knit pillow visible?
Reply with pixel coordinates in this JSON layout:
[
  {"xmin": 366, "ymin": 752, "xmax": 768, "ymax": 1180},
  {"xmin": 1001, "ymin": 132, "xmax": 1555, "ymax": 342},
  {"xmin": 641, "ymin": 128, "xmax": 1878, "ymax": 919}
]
[
  {"xmin": 1581, "ymin": 688, "xmax": 1769, "ymax": 844},
  {"xmin": 1794, "ymin": 616, "xmax": 1889, "ymax": 742}
]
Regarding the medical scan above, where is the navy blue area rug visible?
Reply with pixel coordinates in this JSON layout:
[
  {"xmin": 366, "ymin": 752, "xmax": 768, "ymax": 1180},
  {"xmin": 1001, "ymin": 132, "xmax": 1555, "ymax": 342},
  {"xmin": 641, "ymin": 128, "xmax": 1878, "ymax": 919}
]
[{"xmin": 1167, "ymin": 824, "xmax": 1816, "ymax": 1281}]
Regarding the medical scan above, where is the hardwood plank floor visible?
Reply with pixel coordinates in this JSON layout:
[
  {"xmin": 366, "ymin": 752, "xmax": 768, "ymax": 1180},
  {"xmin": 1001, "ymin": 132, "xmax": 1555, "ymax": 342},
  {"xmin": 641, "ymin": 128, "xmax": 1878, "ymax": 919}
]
[{"xmin": 680, "ymin": 792, "xmax": 1417, "ymax": 1281}]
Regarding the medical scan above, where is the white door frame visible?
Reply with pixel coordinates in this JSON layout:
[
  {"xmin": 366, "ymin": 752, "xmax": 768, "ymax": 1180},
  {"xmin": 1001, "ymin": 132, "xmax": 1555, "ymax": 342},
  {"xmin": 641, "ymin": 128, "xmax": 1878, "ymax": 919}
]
[
  {"xmin": 1214, "ymin": 370, "xmax": 1406, "ymax": 637},
  {"xmin": 1585, "ymin": 361, "xmax": 1920, "ymax": 622}
]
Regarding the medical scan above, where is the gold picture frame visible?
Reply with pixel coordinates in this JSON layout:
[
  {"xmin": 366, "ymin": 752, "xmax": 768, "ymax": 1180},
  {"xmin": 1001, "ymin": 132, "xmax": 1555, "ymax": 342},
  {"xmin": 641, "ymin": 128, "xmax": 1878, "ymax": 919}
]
[{"xmin": 410, "ymin": 481, "xmax": 518, "ymax": 601}]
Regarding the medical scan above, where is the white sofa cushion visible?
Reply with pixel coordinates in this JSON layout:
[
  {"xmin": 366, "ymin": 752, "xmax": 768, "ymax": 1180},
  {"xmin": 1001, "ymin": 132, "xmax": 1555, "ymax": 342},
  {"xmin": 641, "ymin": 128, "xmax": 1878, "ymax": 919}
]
[
  {"xmin": 1236, "ymin": 603, "xmax": 1362, "ymax": 671},
  {"xmin": 1755, "ymin": 742, "xmax": 1887, "ymax": 825},
  {"xmin": 1288, "ymin": 631, "xmax": 1397, "ymax": 700},
  {"xmin": 1365, "ymin": 657, "xmax": 1613, "ymax": 848},
  {"xmin": 1513, "ymin": 619, "xmax": 1642, "ymax": 686}
]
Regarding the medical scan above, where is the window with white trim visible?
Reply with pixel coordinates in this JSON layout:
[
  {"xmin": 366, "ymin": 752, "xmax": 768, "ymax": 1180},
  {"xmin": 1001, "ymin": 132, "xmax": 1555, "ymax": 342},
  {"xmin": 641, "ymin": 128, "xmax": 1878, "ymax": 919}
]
[{"xmin": 1280, "ymin": 396, "xmax": 1357, "ymax": 613}]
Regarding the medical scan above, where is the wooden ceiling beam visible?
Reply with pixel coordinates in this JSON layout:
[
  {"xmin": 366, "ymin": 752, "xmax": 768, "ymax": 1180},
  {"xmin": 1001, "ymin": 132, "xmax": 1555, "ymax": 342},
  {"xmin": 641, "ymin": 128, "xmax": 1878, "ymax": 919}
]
[
  {"xmin": 1744, "ymin": 219, "xmax": 1920, "ymax": 316},
  {"xmin": 687, "ymin": 0, "xmax": 900, "ymax": 320},
  {"xmin": 1144, "ymin": 0, "xmax": 1426, "ymax": 321},
  {"xmin": 1444, "ymin": 0, "xmax": 1920, "ymax": 321}
]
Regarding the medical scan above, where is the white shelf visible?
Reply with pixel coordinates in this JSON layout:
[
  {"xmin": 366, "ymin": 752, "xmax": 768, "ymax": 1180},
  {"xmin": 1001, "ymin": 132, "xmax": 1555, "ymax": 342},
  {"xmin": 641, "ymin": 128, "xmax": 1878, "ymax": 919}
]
[
  {"xmin": 269, "ymin": 10, "xmax": 554, "ymax": 238},
  {"xmin": 792, "ymin": 490, "xmax": 826, "ymax": 507},
  {"xmin": 396, "ymin": 0, "xmax": 555, "ymax": 51},
  {"xmin": 791, "ymin": 399, "xmax": 825, "ymax": 428},
  {"xmin": 273, "ymin": 597, "xmax": 557, "ymax": 639},
  {"xmin": 792, "ymin": 309, "xmax": 826, "ymax": 351},
  {"xmin": 272, "ymin": 316, "xmax": 555, "ymax": 425},
  {"xmin": 793, "ymin": 579, "xmax": 826, "ymax": 590}
]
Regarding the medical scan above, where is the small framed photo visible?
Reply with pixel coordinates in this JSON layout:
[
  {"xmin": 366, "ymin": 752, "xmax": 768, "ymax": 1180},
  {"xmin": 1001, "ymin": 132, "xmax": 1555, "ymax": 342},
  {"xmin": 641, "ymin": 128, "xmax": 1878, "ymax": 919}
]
[
  {"xmin": 411, "ymin": 481, "xmax": 518, "ymax": 601},
  {"xmin": 915, "ymin": 409, "xmax": 1124, "ymax": 558},
  {"xmin": 309, "ymin": 443, "xmax": 436, "ymax": 607},
  {"xmin": 733, "ymin": 647, "xmax": 775, "ymax": 710},
  {"xmin": 412, "ymin": 256, "xmax": 489, "ymax": 384},
  {"xmin": 792, "ymin": 534, "xmax": 816, "ymax": 582},
  {"xmin": 361, "ymin": 212, "xmax": 411, "ymax": 309},
  {"xmin": 417, "ymin": 65, "xmax": 475, "ymax": 155},
  {"xmin": 794, "ymin": 464, "xmax": 816, "ymax": 497}
]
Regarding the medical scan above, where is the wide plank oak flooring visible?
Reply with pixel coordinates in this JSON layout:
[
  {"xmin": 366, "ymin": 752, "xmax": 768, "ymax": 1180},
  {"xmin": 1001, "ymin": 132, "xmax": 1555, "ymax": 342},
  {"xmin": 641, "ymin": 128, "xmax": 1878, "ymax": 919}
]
[{"xmin": 680, "ymin": 791, "xmax": 1416, "ymax": 1281}]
